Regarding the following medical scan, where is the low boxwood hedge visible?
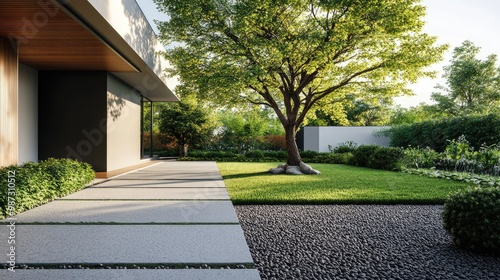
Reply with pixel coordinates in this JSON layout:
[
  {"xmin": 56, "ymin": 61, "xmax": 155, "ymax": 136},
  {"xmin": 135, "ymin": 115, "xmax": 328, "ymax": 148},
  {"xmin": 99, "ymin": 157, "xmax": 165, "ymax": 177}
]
[
  {"xmin": 442, "ymin": 186, "xmax": 500, "ymax": 255},
  {"xmin": 0, "ymin": 158, "xmax": 94, "ymax": 219},
  {"xmin": 178, "ymin": 147, "xmax": 403, "ymax": 171}
]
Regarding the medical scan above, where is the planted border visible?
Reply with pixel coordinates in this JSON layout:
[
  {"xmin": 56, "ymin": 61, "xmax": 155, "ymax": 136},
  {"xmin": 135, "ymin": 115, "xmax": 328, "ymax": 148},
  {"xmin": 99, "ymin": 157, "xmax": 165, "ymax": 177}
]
[{"xmin": 0, "ymin": 158, "xmax": 94, "ymax": 219}]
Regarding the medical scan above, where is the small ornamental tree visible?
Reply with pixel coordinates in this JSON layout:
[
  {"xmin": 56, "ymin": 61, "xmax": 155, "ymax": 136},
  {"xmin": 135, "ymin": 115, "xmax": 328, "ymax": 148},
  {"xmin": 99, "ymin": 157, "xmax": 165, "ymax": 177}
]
[
  {"xmin": 158, "ymin": 97, "xmax": 215, "ymax": 157},
  {"xmin": 155, "ymin": 0, "xmax": 447, "ymax": 169}
]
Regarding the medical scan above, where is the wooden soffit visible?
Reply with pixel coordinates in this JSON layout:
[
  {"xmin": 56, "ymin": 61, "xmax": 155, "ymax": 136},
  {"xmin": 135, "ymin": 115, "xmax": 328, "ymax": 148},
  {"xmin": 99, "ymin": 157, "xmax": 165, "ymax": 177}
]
[{"xmin": 0, "ymin": 0, "xmax": 137, "ymax": 72}]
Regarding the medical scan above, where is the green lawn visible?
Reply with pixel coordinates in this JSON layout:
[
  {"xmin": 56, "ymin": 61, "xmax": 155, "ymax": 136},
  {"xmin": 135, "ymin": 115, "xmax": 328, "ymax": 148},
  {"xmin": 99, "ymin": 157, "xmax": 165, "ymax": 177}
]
[{"xmin": 218, "ymin": 162, "xmax": 470, "ymax": 204}]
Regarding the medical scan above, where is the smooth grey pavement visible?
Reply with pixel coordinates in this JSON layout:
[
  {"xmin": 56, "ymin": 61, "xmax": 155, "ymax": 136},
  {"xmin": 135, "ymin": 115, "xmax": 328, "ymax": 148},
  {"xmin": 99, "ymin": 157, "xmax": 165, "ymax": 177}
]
[
  {"xmin": 0, "ymin": 161, "xmax": 259, "ymax": 279},
  {"xmin": 1, "ymin": 225, "xmax": 252, "ymax": 263},
  {"xmin": 59, "ymin": 186, "xmax": 230, "ymax": 200},
  {"xmin": 91, "ymin": 179, "xmax": 227, "ymax": 188},
  {"xmin": 8, "ymin": 200, "xmax": 239, "ymax": 223},
  {"xmin": 0, "ymin": 269, "xmax": 261, "ymax": 280}
]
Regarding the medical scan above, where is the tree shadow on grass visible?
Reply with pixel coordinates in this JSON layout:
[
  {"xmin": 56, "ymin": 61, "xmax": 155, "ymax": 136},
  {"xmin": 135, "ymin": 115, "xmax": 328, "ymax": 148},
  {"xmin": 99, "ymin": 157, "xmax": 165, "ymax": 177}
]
[{"xmin": 221, "ymin": 171, "xmax": 270, "ymax": 180}]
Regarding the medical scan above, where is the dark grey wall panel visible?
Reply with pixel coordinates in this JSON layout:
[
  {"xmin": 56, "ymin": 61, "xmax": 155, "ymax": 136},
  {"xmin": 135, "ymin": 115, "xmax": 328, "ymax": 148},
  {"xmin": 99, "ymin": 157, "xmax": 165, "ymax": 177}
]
[{"xmin": 38, "ymin": 71, "xmax": 108, "ymax": 171}]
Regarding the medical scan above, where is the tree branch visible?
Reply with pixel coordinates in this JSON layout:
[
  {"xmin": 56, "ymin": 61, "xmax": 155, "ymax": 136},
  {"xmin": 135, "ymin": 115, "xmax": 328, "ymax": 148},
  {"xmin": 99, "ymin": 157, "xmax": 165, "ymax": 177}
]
[{"xmin": 312, "ymin": 63, "xmax": 385, "ymax": 102}]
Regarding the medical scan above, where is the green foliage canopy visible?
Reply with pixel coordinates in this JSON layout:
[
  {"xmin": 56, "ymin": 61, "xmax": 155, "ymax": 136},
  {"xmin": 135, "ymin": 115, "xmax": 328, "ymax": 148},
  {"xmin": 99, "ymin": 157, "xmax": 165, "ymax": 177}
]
[
  {"xmin": 430, "ymin": 40, "xmax": 500, "ymax": 116},
  {"xmin": 383, "ymin": 114, "xmax": 500, "ymax": 152},
  {"xmin": 158, "ymin": 97, "xmax": 216, "ymax": 156},
  {"xmin": 155, "ymin": 0, "xmax": 447, "ymax": 164},
  {"xmin": 218, "ymin": 107, "xmax": 284, "ymax": 151}
]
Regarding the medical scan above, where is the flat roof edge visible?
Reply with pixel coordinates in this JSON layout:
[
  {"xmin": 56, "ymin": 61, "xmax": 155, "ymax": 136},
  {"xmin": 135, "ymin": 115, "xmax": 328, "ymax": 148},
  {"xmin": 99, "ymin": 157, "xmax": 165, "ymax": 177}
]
[{"xmin": 55, "ymin": 0, "xmax": 178, "ymax": 102}]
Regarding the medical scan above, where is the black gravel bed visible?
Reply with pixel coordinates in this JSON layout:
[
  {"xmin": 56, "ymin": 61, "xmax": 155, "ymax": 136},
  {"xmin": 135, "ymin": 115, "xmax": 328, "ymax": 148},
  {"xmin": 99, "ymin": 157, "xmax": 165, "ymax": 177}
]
[{"xmin": 235, "ymin": 205, "xmax": 500, "ymax": 280}]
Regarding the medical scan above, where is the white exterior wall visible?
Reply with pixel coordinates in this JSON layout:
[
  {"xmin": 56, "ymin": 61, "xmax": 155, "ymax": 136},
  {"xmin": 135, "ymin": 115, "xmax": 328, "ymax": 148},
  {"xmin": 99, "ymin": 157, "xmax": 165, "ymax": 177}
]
[
  {"xmin": 88, "ymin": 0, "xmax": 179, "ymax": 98},
  {"xmin": 106, "ymin": 74, "xmax": 141, "ymax": 171},
  {"xmin": 18, "ymin": 64, "xmax": 38, "ymax": 163},
  {"xmin": 304, "ymin": 126, "xmax": 390, "ymax": 152},
  {"xmin": 88, "ymin": 0, "xmax": 167, "ymax": 75}
]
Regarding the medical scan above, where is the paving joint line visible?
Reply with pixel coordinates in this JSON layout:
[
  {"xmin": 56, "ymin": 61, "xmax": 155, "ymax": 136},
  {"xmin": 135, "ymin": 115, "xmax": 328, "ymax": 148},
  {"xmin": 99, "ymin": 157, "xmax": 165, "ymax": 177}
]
[
  {"xmin": 1, "ymin": 262, "xmax": 256, "ymax": 270},
  {"xmin": 109, "ymin": 178, "xmax": 223, "ymax": 181},
  {"xmin": 87, "ymin": 187, "xmax": 228, "ymax": 189},
  {"xmin": 56, "ymin": 199, "xmax": 232, "ymax": 201},
  {"xmin": 0, "ymin": 222, "xmax": 240, "ymax": 225}
]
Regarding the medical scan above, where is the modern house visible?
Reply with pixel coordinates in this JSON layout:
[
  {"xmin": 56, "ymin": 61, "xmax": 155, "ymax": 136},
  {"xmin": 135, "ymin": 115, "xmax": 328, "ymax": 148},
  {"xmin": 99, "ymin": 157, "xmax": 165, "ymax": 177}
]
[{"xmin": 0, "ymin": 0, "xmax": 178, "ymax": 174}]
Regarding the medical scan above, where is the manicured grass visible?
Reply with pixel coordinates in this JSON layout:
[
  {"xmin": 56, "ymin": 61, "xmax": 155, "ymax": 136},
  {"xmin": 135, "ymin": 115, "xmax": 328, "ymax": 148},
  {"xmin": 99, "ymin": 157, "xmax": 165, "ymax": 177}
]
[{"xmin": 218, "ymin": 162, "xmax": 470, "ymax": 204}]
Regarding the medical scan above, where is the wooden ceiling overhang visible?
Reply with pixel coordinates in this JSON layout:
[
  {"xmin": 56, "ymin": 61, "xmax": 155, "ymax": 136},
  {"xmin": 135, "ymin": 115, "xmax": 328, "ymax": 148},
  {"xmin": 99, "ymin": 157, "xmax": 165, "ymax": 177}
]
[{"xmin": 0, "ymin": 0, "xmax": 178, "ymax": 102}]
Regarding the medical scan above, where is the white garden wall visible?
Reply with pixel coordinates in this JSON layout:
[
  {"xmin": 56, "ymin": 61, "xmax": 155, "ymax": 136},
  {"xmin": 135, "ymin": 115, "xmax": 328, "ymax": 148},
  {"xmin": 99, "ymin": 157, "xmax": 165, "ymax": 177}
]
[{"xmin": 302, "ymin": 126, "xmax": 390, "ymax": 152}]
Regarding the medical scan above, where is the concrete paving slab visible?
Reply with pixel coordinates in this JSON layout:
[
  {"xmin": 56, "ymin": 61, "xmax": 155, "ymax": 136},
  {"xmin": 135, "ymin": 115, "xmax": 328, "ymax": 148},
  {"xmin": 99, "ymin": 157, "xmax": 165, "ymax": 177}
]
[
  {"xmin": 142, "ymin": 161, "xmax": 220, "ymax": 170},
  {"xmin": 3, "ymin": 201, "xmax": 239, "ymax": 223},
  {"xmin": 0, "ymin": 269, "xmax": 261, "ymax": 280},
  {"xmin": 60, "ymin": 187, "xmax": 230, "ymax": 200},
  {"xmin": 112, "ymin": 161, "xmax": 224, "ymax": 180},
  {"xmin": 93, "ymin": 179, "xmax": 226, "ymax": 188},
  {"xmin": 0, "ymin": 225, "xmax": 254, "ymax": 264},
  {"xmin": 115, "ymin": 172, "xmax": 223, "ymax": 180},
  {"xmin": 128, "ymin": 163, "xmax": 221, "ymax": 173}
]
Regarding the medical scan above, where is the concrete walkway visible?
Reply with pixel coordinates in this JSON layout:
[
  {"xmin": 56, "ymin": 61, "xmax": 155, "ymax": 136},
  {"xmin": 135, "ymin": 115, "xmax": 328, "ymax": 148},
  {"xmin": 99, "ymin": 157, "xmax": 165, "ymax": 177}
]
[{"xmin": 0, "ymin": 161, "xmax": 260, "ymax": 279}]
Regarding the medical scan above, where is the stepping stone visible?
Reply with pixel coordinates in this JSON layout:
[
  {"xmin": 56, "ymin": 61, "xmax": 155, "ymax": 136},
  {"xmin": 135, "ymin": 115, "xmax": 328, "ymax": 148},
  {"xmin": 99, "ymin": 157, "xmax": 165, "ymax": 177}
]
[
  {"xmin": 94, "ymin": 179, "xmax": 226, "ymax": 188},
  {"xmin": 0, "ymin": 225, "xmax": 254, "ymax": 264},
  {"xmin": 60, "ymin": 187, "xmax": 230, "ymax": 200},
  {"xmin": 3, "ymin": 201, "xmax": 239, "ymax": 223},
  {"xmin": 0, "ymin": 269, "xmax": 261, "ymax": 280}
]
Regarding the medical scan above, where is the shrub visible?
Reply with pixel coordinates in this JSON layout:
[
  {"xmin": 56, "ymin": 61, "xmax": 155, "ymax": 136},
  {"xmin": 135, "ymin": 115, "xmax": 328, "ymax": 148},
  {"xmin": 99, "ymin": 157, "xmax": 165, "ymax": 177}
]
[
  {"xmin": 384, "ymin": 114, "xmax": 500, "ymax": 151},
  {"xmin": 369, "ymin": 147, "xmax": 404, "ymax": 171},
  {"xmin": 300, "ymin": 150, "xmax": 320, "ymax": 160},
  {"xmin": 423, "ymin": 137, "xmax": 500, "ymax": 176},
  {"xmin": 349, "ymin": 145, "xmax": 404, "ymax": 171},
  {"xmin": 442, "ymin": 187, "xmax": 500, "ymax": 255},
  {"xmin": 263, "ymin": 150, "xmax": 287, "ymax": 160},
  {"xmin": 351, "ymin": 145, "xmax": 380, "ymax": 167},
  {"xmin": 245, "ymin": 150, "xmax": 264, "ymax": 159},
  {"xmin": 312, "ymin": 153, "xmax": 353, "ymax": 164},
  {"xmin": 402, "ymin": 147, "xmax": 440, "ymax": 169},
  {"xmin": 0, "ymin": 158, "xmax": 94, "ymax": 219},
  {"xmin": 204, "ymin": 151, "xmax": 235, "ymax": 158},
  {"xmin": 156, "ymin": 150, "xmax": 179, "ymax": 157},
  {"xmin": 330, "ymin": 141, "xmax": 358, "ymax": 154},
  {"xmin": 39, "ymin": 158, "xmax": 95, "ymax": 197}
]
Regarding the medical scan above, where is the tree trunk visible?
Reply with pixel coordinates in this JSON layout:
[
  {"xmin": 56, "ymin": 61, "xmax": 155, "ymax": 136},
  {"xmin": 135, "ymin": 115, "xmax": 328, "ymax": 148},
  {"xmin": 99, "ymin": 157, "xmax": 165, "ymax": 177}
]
[
  {"xmin": 180, "ymin": 143, "xmax": 188, "ymax": 157},
  {"xmin": 178, "ymin": 136, "xmax": 189, "ymax": 158},
  {"xmin": 285, "ymin": 126, "xmax": 302, "ymax": 166}
]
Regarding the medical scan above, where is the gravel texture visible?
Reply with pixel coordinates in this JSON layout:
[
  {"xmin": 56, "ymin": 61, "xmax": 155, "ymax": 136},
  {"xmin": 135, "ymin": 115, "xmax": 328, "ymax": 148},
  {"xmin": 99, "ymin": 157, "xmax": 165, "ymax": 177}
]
[{"xmin": 235, "ymin": 205, "xmax": 500, "ymax": 280}]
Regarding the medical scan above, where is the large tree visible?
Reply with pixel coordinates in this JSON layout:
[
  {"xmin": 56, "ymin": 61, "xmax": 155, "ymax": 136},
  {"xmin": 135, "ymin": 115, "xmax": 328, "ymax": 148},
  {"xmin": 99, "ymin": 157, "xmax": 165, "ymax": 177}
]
[
  {"xmin": 430, "ymin": 40, "xmax": 500, "ymax": 116},
  {"xmin": 155, "ymin": 0, "xmax": 446, "ymax": 167}
]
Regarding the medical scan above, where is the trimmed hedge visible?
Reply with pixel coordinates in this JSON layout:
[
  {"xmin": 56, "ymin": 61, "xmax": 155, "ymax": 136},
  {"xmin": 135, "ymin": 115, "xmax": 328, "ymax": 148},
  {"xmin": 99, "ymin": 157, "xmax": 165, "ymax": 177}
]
[
  {"xmin": 351, "ymin": 145, "xmax": 404, "ymax": 171},
  {"xmin": 179, "ymin": 146, "xmax": 403, "ymax": 171},
  {"xmin": 384, "ymin": 114, "xmax": 500, "ymax": 152},
  {"xmin": 310, "ymin": 153, "xmax": 354, "ymax": 164},
  {"xmin": 0, "ymin": 158, "xmax": 94, "ymax": 219},
  {"xmin": 442, "ymin": 186, "xmax": 500, "ymax": 255}
]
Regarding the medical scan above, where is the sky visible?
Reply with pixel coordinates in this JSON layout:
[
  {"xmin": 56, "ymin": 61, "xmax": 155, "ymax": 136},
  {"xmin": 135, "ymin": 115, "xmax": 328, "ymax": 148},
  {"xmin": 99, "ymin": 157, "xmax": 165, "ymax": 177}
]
[{"xmin": 137, "ymin": 0, "xmax": 500, "ymax": 108}]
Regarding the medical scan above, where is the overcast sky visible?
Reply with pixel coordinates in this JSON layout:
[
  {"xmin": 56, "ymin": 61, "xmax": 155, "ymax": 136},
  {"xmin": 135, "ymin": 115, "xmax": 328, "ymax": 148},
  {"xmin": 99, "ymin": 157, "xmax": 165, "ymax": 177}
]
[{"xmin": 137, "ymin": 0, "xmax": 500, "ymax": 108}]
